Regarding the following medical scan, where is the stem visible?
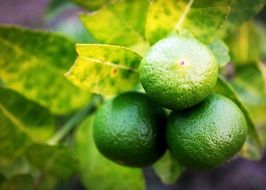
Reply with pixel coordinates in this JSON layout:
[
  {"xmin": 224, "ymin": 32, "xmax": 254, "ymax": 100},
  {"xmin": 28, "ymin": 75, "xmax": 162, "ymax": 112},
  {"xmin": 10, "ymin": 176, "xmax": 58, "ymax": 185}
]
[
  {"xmin": 33, "ymin": 172, "xmax": 44, "ymax": 190},
  {"xmin": 47, "ymin": 95, "xmax": 101, "ymax": 145}
]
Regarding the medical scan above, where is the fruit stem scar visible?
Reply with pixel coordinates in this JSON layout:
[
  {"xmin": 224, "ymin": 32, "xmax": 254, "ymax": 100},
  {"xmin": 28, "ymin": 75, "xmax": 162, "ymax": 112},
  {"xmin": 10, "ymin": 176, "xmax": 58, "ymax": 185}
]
[
  {"xmin": 179, "ymin": 60, "xmax": 185, "ymax": 65},
  {"xmin": 177, "ymin": 59, "xmax": 190, "ymax": 67}
]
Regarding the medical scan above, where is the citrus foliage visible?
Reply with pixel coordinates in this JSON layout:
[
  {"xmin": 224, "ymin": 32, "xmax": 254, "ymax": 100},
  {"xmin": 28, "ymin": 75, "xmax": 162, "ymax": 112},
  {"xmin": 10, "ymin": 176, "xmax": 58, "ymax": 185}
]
[
  {"xmin": 0, "ymin": 0, "xmax": 265, "ymax": 189},
  {"xmin": 66, "ymin": 44, "xmax": 141, "ymax": 96},
  {"xmin": 0, "ymin": 26, "xmax": 90, "ymax": 114}
]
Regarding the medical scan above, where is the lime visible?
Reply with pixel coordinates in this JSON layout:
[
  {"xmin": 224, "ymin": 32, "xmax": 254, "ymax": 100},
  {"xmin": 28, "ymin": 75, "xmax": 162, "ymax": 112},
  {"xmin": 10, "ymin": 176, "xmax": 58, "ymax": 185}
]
[
  {"xmin": 93, "ymin": 92, "xmax": 167, "ymax": 167},
  {"xmin": 139, "ymin": 36, "xmax": 218, "ymax": 110},
  {"xmin": 166, "ymin": 93, "xmax": 248, "ymax": 169}
]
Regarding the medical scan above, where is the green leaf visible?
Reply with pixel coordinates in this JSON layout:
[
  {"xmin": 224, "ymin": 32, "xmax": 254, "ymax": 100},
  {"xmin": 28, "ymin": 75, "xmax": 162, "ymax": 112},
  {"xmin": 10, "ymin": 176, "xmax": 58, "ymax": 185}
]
[
  {"xmin": 231, "ymin": 64, "xmax": 266, "ymax": 146},
  {"xmin": 74, "ymin": 116, "xmax": 145, "ymax": 190},
  {"xmin": 226, "ymin": 21, "xmax": 266, "ymax": 64},
  {"xmin": 2, "ymin": 174, "xmax": 33, "ymax": 190},
  {"xmin": 65, "ymin": 44, "xmax": 141, "ymax": 97},
  {"xmin": 153, "ymin": 151, "xmax": 184, "ymax": 185},
  {"xmin": 256, "ymin": 24, "xmax": 266, "ymax": 58},
  {"xmin": 258, "ymin": 62, "xmax": 266, "ymax": 94},
  {"xmin": 231, "ymin": 64, "xmax": 266, "ymax": 105},
  {"xmin": 26, "ymin": 144, "xmax": 78, "ymax": 180},
  {"xmin": 208, "ymin": 38, "xmax": 230, "ymax": 68},
  {"xmin": 214, "ymin": 76, "xmax": 262, "ymax": 160},
  {"xmin": 145, "ymin": 0, "xmax": 231, "ymax": 45},
  {"xmin": 0, "ymin": 25, "xmax": 91, "ymax": 114},
  {"xmin": 0, "ymin": 87, "xmax": 55, "ymax": 168},
  {"xmin": 73, "ymin": 0, "xmax": 111, "ymax": 10},
  {"xmin": 219, "ymin": 0, "xmax": 264, "ymax": 39},
  {"xmin": 35, "ymin": 175, "xmax": 58, "ymax": 190},
  {"xmin": 0, "ymin": 174, "xmax": 5, "ymax": 188},
  {"xmin": 80, "ymin": 0, "xmax": 149, "ymax": 55},
  {"xmin": 0, "ymin": 156, "xmax": 31, "ymax": 179}
]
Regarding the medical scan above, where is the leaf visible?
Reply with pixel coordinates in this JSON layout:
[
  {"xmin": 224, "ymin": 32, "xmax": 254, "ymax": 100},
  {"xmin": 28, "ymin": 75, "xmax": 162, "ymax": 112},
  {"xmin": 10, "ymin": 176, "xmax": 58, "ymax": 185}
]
[
  {"xmin": 0, "ymin": 156, "xmax": 32, "ymax": 180},
  {"xmin": 0, "ymin": 87, "xmax": 55, "ymax": 168},
  {"xmin": 226, "ymin": 21, "xmax": 266, "ymax": 64},
  {"xmin": 214, "ymin": 76, "xmax": 262, "ymax": 160},
  {"xmin": 26, "ymin": 144, "xmax": 78, "ymax": 180},
  {"xmin": 231, "ymin": 64, "xmax": 266, "ymax": 105},
  {"xmin": 65, "ymin": 44, "xmax": 141, "ymax": 97},
  {"xmin": 153, "ymin": 151, "xmax": 184, "ymax": 185},
  {"xmin": 80, "ymin": 0, "xmax": 150, "ymax": 55},
  {"xmin": 2, "ymin": 174, "xmax": 33, "ymax": 190},
  {"xmin": 219, "ymin": 0, "xmax": 265, "ymax": 39},
  {"xmin": 258, "ymin": 62, "xmax": 266, "ymax": 95},
  {"xmin": 35, "ymin": 175, "xmax": 58, "ymax": 190},
  {"xmin": 0, "ymin": 173, "xmax": 5, "ymax": 188},
  {"xmin": 208, "ymin": 38, "xmax": 230, "ymax": 68},
  {"xmin": 145, "ymin": 0, "xmax": 231, "ymax": 45},
  {"xmin": 74, "ymin": 116, "xmax": 145, "ymax": 190},
  {"xmin": 0, "ymin": 25, "xmax": 91, "ymax": 114},
  {"xmin": 231, "ymin": 64, "xmax": 266, "ymax": 146},
  {"xmin": 256, "ymin": 24, "xmax": 266, "ymax": 58},
  {"xmin": 73, "ymin": 0, "xmax": 111, "ymax": 10}
]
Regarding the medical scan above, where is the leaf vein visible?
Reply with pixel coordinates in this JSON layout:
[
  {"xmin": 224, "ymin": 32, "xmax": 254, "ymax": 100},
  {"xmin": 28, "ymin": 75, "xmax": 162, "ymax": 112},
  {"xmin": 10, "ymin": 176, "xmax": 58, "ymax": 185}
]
[
  {"xmin": 108, "ymin": 8, "xmax": 146, "ymax": 43},
  {"xmin": 175, "ymin": 0, "xmax": 194, "ymax": 30},
  {"xmin": 0, "ymin": 102, "xmax": 33, "ymax": 139},
  {"xmin": 78, "ymin": 56, "xmax": 138, "ymax": 72}
]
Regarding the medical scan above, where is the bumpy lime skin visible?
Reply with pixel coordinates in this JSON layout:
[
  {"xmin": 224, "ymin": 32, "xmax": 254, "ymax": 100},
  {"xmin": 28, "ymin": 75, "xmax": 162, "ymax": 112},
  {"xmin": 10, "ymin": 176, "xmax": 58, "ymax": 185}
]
[
  {"xmin": 139, "ymin": 36, "xmax": 218, "ymax": 110},
  {"xmin": 93, "ymin": 92, "xmax": 167, "ymax": 167},
  {"xmin": 166, "ymin": 93, "xmax": 248, "ymax": 170}
]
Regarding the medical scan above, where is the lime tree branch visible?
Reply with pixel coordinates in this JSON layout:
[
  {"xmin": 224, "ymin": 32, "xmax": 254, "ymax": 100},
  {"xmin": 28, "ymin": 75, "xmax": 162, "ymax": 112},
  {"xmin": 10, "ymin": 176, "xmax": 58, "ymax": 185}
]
[{"xmin": 47, "ymin": 94, "xmax": 102, "ymax": 145}]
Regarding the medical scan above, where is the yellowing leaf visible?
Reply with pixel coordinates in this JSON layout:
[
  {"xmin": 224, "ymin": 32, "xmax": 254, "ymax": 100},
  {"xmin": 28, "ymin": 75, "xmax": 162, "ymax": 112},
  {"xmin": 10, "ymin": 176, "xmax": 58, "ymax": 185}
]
[
  {"xmin": 26, "ymin": 144, "xmax": 78, "ymax": 180},
  {"xmin": 65, "ymin": 44, "xmax": 141, "ymax": 97},
  {"xmin": 80, "ymin": 0, "xmax": 149, "ymax": 55},
  {"xmin": 219, "ymin": 0, "xmax": 264, "ymax": 39},
  {"xmin": 0, "ymin": 26, "xmax": 90, "ymax": 114},
  {"xmin": 0, "ymin": 87, "xmax": 55, "ymax": 168},
  {"xmin": 146, "ymin": 0, "xmax": 231, "ymax": 45},
  {"xmin": 227, "ymin": 21, "xmax": 265, "ymax": 64}
]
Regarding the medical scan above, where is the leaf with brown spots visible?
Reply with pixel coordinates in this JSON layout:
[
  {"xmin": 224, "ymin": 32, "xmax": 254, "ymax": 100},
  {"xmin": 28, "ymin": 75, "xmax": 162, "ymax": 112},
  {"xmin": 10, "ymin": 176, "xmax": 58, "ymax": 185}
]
[{"xmin": 65, "ymin": 44, "xmax": 141, "ymax": 97}]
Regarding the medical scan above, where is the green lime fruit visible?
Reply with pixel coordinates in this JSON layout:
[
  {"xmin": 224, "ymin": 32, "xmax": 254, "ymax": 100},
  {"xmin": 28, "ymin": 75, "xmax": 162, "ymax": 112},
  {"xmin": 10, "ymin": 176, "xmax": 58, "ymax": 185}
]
[
  {"xmin": 139, "ymin": 36, "xmax": 218, "ymax": 110},
  {"xmin": 93, "ymin": 92, "xmax": 167, "ymax": 167},
  {"xmin": 166, "ymin": 93, "xmax": 248, "ymax": 170}
]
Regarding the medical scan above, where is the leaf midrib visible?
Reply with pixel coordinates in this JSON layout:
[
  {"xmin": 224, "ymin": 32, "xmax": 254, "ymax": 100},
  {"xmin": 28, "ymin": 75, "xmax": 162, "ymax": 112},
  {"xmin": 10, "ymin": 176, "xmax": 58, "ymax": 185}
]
[
  {"xmin": 0, "ymin": 102, "xmax": 34, "ymax": 139},
  {"xmin": 77, "ymin": 56, "xmax": 138, "ymax": 72},
  {"xmin": 107, "ymin": 6, "xmax": 146, "ymax": 43},
  {"xmin": 175, "ymin": 0, "xmax": 194, "ymax": 30}
]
